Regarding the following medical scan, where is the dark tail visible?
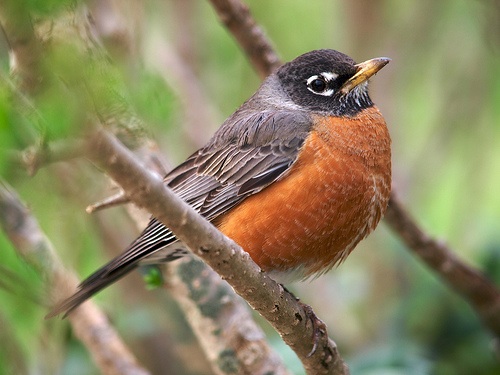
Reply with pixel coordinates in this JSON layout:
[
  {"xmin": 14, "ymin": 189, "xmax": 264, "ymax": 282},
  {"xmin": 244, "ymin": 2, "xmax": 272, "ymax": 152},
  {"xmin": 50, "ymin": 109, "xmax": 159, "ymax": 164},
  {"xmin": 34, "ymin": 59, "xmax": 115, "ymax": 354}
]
[
  {"xmin": 45, "ymin": 262, "xmax": 138, "ymax": 318},
  {"xmin": 46, "ymin": 218, "xmax": 175, "ymax": 318}
]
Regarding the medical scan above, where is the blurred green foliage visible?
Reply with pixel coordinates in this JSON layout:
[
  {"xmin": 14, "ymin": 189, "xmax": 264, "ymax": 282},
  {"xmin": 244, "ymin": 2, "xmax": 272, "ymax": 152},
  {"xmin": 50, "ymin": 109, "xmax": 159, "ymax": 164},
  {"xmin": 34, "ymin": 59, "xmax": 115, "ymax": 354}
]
[{"xmin": 0, "ymin": 0, "xmax": 499, "ymax": 374}]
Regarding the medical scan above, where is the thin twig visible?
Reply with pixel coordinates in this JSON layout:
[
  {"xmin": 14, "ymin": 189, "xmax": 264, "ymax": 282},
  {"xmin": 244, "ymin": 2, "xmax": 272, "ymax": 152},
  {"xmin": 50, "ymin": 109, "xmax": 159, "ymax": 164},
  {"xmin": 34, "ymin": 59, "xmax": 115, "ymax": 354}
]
[
  {"xmin": 86, "ymin": 190, "xmax": 130, "ymax": 213},
  {"xmin": 7, "ymin": 139, "xmax": 86, "ymax": 176},
  {"xmin": 385, "ymin": 193, "xmax": 500, "ymax": 338}
]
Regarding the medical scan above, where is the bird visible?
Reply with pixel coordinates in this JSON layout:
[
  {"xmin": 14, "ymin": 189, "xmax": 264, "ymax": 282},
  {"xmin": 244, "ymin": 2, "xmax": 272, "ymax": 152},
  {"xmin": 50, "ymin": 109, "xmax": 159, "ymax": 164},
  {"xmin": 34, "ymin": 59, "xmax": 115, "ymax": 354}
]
[{"xmin": 47, "ymin": 49, "xmax": 391, "ymax": 318}]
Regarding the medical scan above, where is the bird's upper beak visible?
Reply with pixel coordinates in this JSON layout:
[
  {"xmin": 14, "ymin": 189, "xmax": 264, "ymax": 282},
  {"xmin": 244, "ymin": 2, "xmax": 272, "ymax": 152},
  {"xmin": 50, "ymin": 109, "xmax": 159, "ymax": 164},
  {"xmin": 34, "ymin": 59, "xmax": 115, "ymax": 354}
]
[{"xmin": 340, "ymin": 57, "xmax": 391, "ymax": 94}]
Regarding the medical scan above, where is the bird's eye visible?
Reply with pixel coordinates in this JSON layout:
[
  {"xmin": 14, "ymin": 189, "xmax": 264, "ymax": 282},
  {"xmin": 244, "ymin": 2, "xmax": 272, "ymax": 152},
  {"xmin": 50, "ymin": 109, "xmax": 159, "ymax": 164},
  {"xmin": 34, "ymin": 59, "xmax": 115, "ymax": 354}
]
[
  {"xmin": 306, "ymin": 74, "xmax": 335, "ymax": 96},
  {"xmin": 310, "ymin": 78, "xmax": 327, "ymax": 92}
]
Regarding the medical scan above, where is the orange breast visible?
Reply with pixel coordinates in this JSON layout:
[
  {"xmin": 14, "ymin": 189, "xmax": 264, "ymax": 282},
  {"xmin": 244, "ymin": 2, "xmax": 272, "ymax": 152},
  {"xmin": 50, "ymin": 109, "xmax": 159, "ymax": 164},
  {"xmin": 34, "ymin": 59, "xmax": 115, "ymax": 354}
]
[{"xmin": 215, "ymin": 106, "xmax": 391, "ymax": 280}]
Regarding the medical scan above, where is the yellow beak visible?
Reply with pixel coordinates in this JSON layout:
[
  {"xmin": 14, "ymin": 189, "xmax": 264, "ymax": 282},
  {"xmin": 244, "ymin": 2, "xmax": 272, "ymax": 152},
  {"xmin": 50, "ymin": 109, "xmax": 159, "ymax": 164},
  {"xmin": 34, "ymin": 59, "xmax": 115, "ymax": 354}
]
[{"xmin": 340, "ymin": 57, "xmax": 391, "ymax": 94}]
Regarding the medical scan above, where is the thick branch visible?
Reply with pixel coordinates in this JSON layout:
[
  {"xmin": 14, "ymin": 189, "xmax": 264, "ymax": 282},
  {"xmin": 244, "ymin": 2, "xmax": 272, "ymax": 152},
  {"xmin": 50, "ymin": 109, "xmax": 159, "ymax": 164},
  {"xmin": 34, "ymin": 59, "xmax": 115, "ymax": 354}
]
[
  {"xmin": 85, "ymin": 128, "xmax": 348, "ymax": 375},
  {"xmin": 166, "ymin": 257, "xmax": 291, "ymax": 375},
  {"xmin": 385, "ymin": 193, "xmax": 500, "ymax": 338},
  {"xmin": 208, "ymin": 0, "xmax": 281, "ymax": 78},
  {"xmin": 0, "ymin": 181, "xmax": 150, "ymax": 375}
]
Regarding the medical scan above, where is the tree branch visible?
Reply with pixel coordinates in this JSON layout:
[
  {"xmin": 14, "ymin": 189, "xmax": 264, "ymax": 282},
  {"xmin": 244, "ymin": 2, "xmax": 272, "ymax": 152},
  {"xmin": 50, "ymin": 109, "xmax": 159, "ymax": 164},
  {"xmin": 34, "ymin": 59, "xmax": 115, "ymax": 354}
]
[
  {"xmin": 7, "ymin": 138, "xmax": 86, "ymax": 176},
  {"xmin": 0, "ymin": 181, "xmax": 150, "ymax": 375},
  {"xmin": 166, "ymin": 256, "xmax": 292, "ymax": 375},
  {"xmin": 207, "ymin": 0, "xmax": 281, "ymax": 78},
  {"xmin": 85, "ymin": 127, "xmax": 349, "ymax": 375},
  {"xmin": 384, "ymin": 193, "xmax": 500, "ymax": 338}
]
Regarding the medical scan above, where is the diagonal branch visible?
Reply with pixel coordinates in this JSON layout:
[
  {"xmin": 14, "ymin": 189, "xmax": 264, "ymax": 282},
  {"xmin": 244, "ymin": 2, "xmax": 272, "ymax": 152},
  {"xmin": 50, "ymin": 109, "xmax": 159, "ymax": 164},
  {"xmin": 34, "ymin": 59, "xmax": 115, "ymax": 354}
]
[
  {"xmin": 208, "ymin": 0, "xmax": 281, "ymax": 78},
  {"xmin": 165, "ymin": 256, "xmax": 292, "ymax": 375},
  {"xmin": 0, "ymin": 181, "xmax": 150, "ymax": 375},
  {"xmin": 85, "ymin": 127, "xmax": 349, "ymax": 375},
  {"xmin": 384, "ymin": 193, "xmax": 500, "ymax": 338}
]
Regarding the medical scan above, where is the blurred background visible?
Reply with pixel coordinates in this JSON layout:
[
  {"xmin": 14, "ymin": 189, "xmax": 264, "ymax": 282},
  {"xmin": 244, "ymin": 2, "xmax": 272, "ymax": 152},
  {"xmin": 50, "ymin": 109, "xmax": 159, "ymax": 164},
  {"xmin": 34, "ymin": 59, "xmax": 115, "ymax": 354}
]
[{"xmin": 1, "ymin": 0, "xmax": 499, "ymax": 374}]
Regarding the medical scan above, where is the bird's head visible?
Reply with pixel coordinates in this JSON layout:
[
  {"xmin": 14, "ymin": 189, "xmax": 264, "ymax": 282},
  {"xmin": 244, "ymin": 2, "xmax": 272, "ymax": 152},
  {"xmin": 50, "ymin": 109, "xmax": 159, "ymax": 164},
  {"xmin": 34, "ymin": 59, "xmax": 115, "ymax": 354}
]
[{"xmin": 276, "ymin": 49, "xmax": 390, "ymax": 116}]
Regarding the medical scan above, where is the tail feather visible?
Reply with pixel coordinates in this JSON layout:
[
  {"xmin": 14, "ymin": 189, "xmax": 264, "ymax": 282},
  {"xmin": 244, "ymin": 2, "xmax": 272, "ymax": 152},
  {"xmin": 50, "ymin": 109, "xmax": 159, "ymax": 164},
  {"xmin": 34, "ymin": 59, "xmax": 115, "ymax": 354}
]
[
  {"xmin": 45, "ymin": 262, "xmax": 137, "ymax": 318},
  {"xmin": 46, "ymin": 219, "xmax": 176, "ymax": 318}
]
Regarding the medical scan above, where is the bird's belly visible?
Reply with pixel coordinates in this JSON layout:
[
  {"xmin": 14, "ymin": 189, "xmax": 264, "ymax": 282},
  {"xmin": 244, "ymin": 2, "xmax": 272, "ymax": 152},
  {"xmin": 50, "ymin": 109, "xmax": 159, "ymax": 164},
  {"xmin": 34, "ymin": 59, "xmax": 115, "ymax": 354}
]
[{"xmin": 216, "ymin": 130, "xmax": 388, "ymax": 280}]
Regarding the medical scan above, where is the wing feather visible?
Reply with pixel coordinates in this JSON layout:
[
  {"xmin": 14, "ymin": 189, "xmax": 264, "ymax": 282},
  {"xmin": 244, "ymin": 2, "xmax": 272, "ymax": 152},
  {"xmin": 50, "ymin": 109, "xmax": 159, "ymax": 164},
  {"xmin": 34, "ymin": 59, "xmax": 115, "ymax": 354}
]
[{"xmin": 49, "ymin": 109, "xmax": 312, "ymax": 316}]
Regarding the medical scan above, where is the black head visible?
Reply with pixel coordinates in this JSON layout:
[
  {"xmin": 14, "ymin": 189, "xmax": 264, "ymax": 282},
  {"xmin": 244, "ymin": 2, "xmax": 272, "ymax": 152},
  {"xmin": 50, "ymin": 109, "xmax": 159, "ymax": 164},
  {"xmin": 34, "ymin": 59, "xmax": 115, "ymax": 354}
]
[{"xmin": 276, "ymin": 49, "xmax": 389, "ymax": 116}]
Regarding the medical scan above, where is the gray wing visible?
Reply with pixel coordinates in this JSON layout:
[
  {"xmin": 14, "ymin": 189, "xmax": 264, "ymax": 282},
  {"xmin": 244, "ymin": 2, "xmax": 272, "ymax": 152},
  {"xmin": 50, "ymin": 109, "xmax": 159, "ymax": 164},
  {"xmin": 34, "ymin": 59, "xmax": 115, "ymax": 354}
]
[{"xmin": 48, "ymin": 110, "xmax": 312, "ymax": 317}]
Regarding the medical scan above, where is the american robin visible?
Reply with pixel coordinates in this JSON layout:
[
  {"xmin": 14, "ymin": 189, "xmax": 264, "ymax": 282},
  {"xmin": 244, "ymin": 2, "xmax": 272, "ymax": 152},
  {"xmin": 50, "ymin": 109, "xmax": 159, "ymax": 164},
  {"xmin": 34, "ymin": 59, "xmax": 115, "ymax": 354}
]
[{"xmin": 48, "ymin": 49, "xmax": 391, "ymax": 317}]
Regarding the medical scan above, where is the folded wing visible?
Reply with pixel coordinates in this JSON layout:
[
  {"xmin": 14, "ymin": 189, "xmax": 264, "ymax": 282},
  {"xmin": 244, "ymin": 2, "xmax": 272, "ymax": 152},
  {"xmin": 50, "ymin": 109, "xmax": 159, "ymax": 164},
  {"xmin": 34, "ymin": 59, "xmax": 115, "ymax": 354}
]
[{"xmin": 48, "ymin": 110, "xmax": 312, "ymax": 317}]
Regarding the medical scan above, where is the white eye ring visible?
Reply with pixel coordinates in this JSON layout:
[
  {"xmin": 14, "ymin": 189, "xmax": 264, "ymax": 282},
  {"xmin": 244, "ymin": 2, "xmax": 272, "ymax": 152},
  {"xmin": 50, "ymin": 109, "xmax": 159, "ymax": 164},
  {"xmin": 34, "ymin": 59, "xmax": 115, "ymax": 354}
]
[{"xmin": 306, "ymin": 72, "xmax": 338, "ymax": 96}]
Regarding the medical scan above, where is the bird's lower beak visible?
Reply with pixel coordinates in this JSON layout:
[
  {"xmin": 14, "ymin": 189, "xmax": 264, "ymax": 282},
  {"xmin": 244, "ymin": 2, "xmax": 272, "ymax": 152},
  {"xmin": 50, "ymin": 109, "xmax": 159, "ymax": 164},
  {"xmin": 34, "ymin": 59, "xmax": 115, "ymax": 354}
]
[{"xmin": 340, "ymin": 57, "xmax": 391, "ymax": 94}]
